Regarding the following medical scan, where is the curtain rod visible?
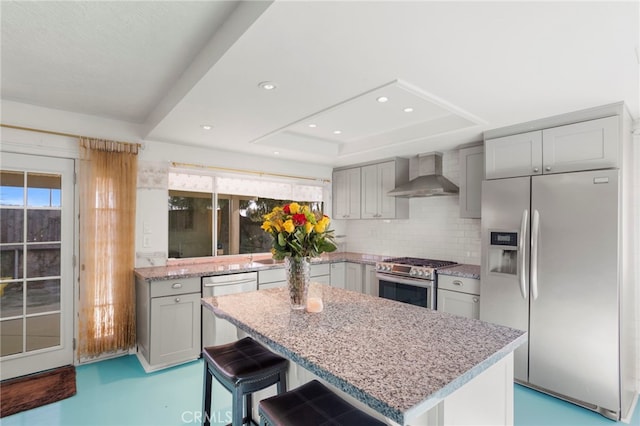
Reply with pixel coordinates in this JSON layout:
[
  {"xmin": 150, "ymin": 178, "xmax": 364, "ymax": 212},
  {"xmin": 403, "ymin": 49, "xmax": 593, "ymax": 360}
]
[
  {"xmin": 0, "ymin": 123, "xmax": 143, "ymax": 148},
  {"xmin": 171, "ymin": 161, "xmax": 331, "ymax": 184}
]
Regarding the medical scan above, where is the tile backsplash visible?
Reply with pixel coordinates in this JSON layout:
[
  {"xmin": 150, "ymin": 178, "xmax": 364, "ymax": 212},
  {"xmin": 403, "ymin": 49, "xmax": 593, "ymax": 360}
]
[{"xmin": 336, "ymin": 150, "xmax": 481, "ymax": 265}]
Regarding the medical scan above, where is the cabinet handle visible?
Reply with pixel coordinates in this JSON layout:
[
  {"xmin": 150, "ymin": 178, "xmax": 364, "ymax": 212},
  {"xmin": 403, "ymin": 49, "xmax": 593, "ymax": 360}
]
[
  {"xmin": 452, "ymin": 280, "xmax": 463, "ymax": 286},
  {"xmin": 472, "ymin": 297, "xmax": 479, "ymax": 303},
  {"xmin": 174, "ymin": 297, "xmax": 181, "ymax": 303},
  {"xmin": 533, "ymin": 167, "xmax": 539, "ymax": 173},
  {"xmin": 171, "ymin": 283, "xmax": 182, "ymax": 289},
  {"xmin": 545, "ymin": 166, "xmax": 551, "ymax": 172}
]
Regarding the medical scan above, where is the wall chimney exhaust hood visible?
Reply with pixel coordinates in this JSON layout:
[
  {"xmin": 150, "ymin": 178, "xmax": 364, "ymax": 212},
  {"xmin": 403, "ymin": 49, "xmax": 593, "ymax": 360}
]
[{"xmin": 387, "ymin": 152, "xmax": 458, "ymax": 197}]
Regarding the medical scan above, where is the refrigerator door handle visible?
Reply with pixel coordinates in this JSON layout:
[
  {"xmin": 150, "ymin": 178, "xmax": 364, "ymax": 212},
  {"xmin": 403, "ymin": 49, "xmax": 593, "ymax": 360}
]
[
  {"xmin": 518, "ymin": 209, "xmax": 529, "ymax": 299},
  {"xmin": 531, "ymin": 209, "xmax": 540, "ymax": 301}
]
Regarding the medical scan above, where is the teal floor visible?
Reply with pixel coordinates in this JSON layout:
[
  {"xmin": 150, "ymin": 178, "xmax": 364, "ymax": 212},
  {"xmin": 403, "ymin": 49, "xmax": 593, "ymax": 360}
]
[{"xmin": 2, "ymin": 354, "xmax": 639, "ymax": 426}]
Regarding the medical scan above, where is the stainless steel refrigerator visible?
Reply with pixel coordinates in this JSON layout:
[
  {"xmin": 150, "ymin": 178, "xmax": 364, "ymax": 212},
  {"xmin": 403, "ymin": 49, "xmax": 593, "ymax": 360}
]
[{"xmin": 480, "ymin": 168, "xmax": 626, "ymax": 420}]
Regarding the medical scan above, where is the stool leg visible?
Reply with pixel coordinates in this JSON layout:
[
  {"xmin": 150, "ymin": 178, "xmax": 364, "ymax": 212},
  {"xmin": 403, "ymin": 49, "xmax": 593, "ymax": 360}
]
[
  {"xmin": 202, "ymin": 365, "xmax": 213, "ymax": 426},
  {"xmin": 232, "ymin": 387, "xmax": 243, "ymax": 426},
  {"xmin": 245, "ymin": 393, "xmax": 253, "ymax": 425},
  {"xmin": 277, "ymin": 370, "xmax": 287, "ymax": 394}
]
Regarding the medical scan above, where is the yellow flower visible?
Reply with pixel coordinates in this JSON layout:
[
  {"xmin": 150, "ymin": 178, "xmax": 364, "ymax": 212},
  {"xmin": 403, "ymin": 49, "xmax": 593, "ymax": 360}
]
[
  {"xmin": 283, "ymin": 220, "xmax": 295, "ymax": 233},
  {"xmin": 274, "ymin": 220, "xmax": 283, "ymax": 232},
  {"xmin": 314, "ymin": 221, "xmax": 326, "ymax": 233},
  {"xmin": 304, "ymin": 222, "xmax": 314, "ymax": 234},
  {"xmin": 289, "ymin": 202, "xmax": 300, "ymax": 214},
  {"xmin": 261, "ymin": 221, "xmax": 271, "ymax": 232}
]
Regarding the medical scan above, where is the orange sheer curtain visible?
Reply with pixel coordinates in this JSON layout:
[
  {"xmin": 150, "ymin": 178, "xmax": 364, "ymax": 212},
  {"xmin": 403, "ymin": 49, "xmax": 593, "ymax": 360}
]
[{"xmin": 78, "ymin": 137, "xmax": 138, "ymax": 358}]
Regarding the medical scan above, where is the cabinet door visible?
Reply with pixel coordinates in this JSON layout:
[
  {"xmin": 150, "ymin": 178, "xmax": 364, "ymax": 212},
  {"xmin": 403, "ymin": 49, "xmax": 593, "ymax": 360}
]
[
  {"xmin": 360, "ymin": 164, "xmax": 379, "ymax": 219},
  {"xmin": 345, "ymin": 263, "xmax": 363, "ymax": 292},
  {"xmin": 332, "ymin": 168, "xmax": 361, "ymax": 219},
  {"xmin": 330, "ymin": 262, "xmax": 346, "ymax": 289},
  {"xmin": 485, "ymin": 131, "xmax": 542, "ymax": 179},
  {"xmin": 542, "ymin": 116, "xmax": 619, "ymax": 174},
  {"xmin": 377, "ymin": 161, "xmax": 397, "ymax": 219},
  {"xmin": 150, "ymin": 292, "xmax": 201, "ymax": 366},
  {"xmin": 459, "ymin": 146, "xmax": 484, "ymax": 218},
  {"xmin": 363, "ymin": 265, "xmax": 378, "ymax": 297},
  {"xmin": 437, "ymin": 289, "xmax": 480, "ymax": 319}
]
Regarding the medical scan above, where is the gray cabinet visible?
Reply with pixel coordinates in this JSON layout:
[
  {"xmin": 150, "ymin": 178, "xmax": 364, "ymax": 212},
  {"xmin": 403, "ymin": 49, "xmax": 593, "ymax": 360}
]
[
  {"xmin": 459, "ymin": 145, "xmax": 484, "ymax": 218},
  {"xmin": 330, "ymin": 262, "xmax": 346, "ymax": 289},
  {"xmin": 363, "ymin": 264, "xmax": 378, "ymax": 297},
  {"xmin": 485, "ymin": 116, "xmax": 619, "ymax": 179},
  {"xmin": 258, "ymin": 268, "xmax": 286, "ymax": 289},
  {"xmin": 311, "ymin": 263, "xmax": 331, "ymax": 284},
  {"xmin": 136, "ymin": 276, "xmax": 201, "ymax": 372},
  {"xmin": 437, "ymin": 275, "xmax": 480, "ymax": 320},
  {"xmin": 332, "ymin": 168, "xmax": 361, "ymax": 219},
  {"xmin": 361, "ymin": 159, "xmax": 409, "ymax": 219},
  {"xmin": 345, "ymin": 262, "xmax": 363, "ymax": 293}
]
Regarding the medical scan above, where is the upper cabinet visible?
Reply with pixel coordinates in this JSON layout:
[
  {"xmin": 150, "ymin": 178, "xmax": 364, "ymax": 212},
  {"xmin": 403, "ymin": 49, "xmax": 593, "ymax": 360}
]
[
  {"xmin": 459, "ymin": 145, "xmax": 484, "ymax": 218},
  {"xmin": 360, "ymin": 159, "xmax": 409, "ymax": 219},
  {"xmin": 485, "ymin": 115, "xmax": 619, "ymax": 180},
  {"xmin": 333, "ymin": 158, "xmax": 409, "ymax": 220},
  {"xmin": 332, "ymin": 168, "xmax": 361, "ymax": 219}
]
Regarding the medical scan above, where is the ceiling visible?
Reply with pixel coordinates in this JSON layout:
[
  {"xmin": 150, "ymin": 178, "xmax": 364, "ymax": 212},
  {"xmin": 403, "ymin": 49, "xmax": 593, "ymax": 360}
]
[{"xmin": 1, "ymin": 1, "xmax": 638, "ymax": 167}]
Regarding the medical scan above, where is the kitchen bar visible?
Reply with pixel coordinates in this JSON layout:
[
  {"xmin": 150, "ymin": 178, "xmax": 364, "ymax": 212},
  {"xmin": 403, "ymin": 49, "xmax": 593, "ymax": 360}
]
[{"xmin": 202, "ymin": 286, "xmax": 527, "ymax": 425}]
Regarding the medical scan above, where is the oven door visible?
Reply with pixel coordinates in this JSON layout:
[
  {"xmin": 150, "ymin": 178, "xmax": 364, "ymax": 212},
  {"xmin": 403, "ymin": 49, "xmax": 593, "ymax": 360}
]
[{"xmin": 376, "ymin": 273, "xmax": 435, "ymax": 309}]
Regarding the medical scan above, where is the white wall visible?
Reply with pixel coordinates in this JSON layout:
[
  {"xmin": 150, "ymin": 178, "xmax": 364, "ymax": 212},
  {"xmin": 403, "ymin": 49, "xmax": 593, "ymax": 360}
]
[
  {"xmin": 634, "ymin": 132, "xmax": 640, "ymax": 391},
  {"xmin": 339, "ymin": 150, "xmax": 481, "ymax": 265}
]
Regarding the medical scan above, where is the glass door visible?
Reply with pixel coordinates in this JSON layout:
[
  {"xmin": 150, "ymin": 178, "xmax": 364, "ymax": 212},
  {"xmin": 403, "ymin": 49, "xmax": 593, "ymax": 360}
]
[{"xmin": 0, "ymin": 153, "xmax": 75, "ymax": 380}]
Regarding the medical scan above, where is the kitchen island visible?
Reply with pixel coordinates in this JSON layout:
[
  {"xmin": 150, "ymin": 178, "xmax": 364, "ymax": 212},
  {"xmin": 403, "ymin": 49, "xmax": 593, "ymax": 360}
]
[{"xmin": 202, "ymin": 285, "xmax": 526, "ymax": 425}]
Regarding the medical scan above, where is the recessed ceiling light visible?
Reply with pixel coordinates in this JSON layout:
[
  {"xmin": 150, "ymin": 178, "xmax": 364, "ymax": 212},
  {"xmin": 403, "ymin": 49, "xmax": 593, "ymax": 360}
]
[
  {"xmin": 308, "ymin": 123, "xmax": 317, "ymax": 128},
  {"xmin": 333, "ymin": 130, "xmax": 342, "ymax": 135},
  {"xmin": 273, "ymin": 151, "xmax": 280, "ymax": 155},
  {"xmin": 201, "ymin": 125, "xmax": 213, "ymax": 130},
  {"xmin": 376, "ymin": 96, "xmax": 389, "ymax": 103},
  {"xmin": 403, "ymin": 107, "xmax": 414, "ymax": 113},
  {"xmin": 258, "ymin": 81, "xmax": 277, "ymax": 90}
]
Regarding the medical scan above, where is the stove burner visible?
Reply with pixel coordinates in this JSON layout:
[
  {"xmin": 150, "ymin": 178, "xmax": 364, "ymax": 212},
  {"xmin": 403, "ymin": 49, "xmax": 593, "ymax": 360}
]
[{"xmin": 384, "ymin": 257, "xmax": 457, "ymax": 269}]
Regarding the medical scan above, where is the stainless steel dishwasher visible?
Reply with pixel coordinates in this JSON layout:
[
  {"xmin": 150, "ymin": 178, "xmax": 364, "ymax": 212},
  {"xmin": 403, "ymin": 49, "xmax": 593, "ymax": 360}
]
[{"xmin": 201, "ymin": 272, "xmax": 257, "ymax": 348}]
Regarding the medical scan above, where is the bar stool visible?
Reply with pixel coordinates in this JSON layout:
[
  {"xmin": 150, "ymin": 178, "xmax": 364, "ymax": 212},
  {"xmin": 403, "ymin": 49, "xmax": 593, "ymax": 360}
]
[
  {"xmin": 258, "ymin": 379, "xmax": 387, "ymax": 426},
  {"xmin": 202, "ymin": 337, "xmax": 288, "ymax": 426}
]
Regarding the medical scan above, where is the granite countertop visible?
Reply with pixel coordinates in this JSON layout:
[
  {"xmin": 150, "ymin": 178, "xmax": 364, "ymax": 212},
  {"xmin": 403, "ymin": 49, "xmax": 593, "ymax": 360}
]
[
  {"xmin": 134, "ymin": 252, "xmax": 387, "ymax": 282},
  {"xmin": 437, "ymin": 264, "xmax": 481, "ymax": 279},
  {"xmin": 202, "ymin": 286, "xmax": 526, "ymax": 424}
]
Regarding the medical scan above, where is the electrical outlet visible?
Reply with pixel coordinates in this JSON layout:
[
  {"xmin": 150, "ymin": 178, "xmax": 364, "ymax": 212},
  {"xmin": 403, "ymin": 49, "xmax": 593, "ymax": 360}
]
[{"xmin": 143, "ymin": 235, "xmax": 151, "ymax": 248}]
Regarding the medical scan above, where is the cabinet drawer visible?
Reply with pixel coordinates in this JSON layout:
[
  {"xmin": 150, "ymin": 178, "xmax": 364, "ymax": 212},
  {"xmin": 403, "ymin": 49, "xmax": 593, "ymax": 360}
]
[
  {"xmin": 258, "ymin": 268, "xmax": 286, "ymax": 284},
  {"xmin": 150, "ymin": 277, "xmax": 201, "ymax": 298},
  {"xmin": 438, "ymin": 275, "xmax": 480, "ymax": 295},
  {"xmin": 310, "ymin": 263, "xmax": 330, "ymax": 277}
]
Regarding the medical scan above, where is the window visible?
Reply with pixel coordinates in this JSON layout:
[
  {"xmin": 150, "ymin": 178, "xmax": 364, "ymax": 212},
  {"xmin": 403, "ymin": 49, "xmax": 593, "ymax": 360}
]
[
  {"xmin": 167, "ymin": 170, "xmax": 326, "ymax": 260},
  {"xmin": 168, "ymin": 187, "xmax": 324, "ymax": 259}
]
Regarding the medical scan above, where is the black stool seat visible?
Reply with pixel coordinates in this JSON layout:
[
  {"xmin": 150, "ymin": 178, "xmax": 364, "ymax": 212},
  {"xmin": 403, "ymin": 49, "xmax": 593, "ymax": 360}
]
[
  {"xmin": 258, "ymin": 380, "xmax": 387, "ymax": 426},
  {"xmin": 203, "ymin": 337, "xmax": 288, "ymax": 426}
]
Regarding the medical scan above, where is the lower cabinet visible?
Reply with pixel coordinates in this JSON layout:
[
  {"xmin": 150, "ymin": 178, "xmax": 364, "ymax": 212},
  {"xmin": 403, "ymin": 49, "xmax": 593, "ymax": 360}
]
[
  {"xmin": 363, "ymin": 264, "xmax": 378, "ymax": 297},
  {"xmin": 136, "ymin": 276, "xmax": 201, "ymax": 372},
  {"xmin": 437, "ymin": 275, "xmax": 480, "ymax": 319},
  {"xmin": 330, "ymin": 262, "xmax": 346, "ymax": 289},
  {"xmin": 345, "ymin": 262, "xmax": 363, "ymax": 292},
  {"xmin": 258, "ymin": 268, "xmax": 286, "ymax": 289}
]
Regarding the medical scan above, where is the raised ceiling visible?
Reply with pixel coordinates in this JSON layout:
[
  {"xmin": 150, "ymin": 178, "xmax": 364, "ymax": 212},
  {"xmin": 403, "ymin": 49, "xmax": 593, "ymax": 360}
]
[{"xmin": 1, "ymin": 1, "xmax": 638, "ymax": 167}]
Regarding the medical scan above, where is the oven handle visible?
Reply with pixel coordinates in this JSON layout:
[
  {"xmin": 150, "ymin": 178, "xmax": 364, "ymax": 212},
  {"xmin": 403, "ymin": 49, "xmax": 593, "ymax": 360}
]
[{"xmin": 376, "ymin": 272, "xmax": 434, "ymax": 289}]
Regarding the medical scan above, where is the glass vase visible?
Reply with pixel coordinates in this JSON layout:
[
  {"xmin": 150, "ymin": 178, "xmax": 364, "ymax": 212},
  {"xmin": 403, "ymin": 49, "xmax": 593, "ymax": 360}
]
[{"xmin": 284, "ymin": 256, "xmax": 310, "ymax": 310}]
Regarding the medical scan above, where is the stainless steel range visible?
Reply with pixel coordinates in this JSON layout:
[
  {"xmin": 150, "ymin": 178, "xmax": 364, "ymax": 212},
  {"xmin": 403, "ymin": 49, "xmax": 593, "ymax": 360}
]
[{"xmin": 376, "ymin": 257, "xmax": 457, "ymax": 309}]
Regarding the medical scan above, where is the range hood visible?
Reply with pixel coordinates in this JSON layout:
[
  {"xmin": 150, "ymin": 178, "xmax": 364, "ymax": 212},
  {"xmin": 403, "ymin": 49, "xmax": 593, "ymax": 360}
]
[{"xmin": 388, "ymin": 152, "xmax": 459, "ymax": 197}]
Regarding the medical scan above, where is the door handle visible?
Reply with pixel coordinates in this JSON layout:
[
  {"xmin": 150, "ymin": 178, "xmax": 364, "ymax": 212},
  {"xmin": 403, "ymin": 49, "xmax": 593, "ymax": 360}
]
[
  {"xmin": 517, "ymin": 209, "xmax": 528, "ymax": 300},
  {"xmin": 531, "ymin": 209, "xmax": 540, "ymax": 301},
  {"xmin": 203, "ymin": 278, "xmax": 256, "ymax": 287}
]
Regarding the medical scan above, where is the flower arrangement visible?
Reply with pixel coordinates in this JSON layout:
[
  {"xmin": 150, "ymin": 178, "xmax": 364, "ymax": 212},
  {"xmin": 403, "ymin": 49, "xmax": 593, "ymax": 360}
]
[{"xmin": 261, "ymin": 202, "xmax": 337, "ymax": 260}]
